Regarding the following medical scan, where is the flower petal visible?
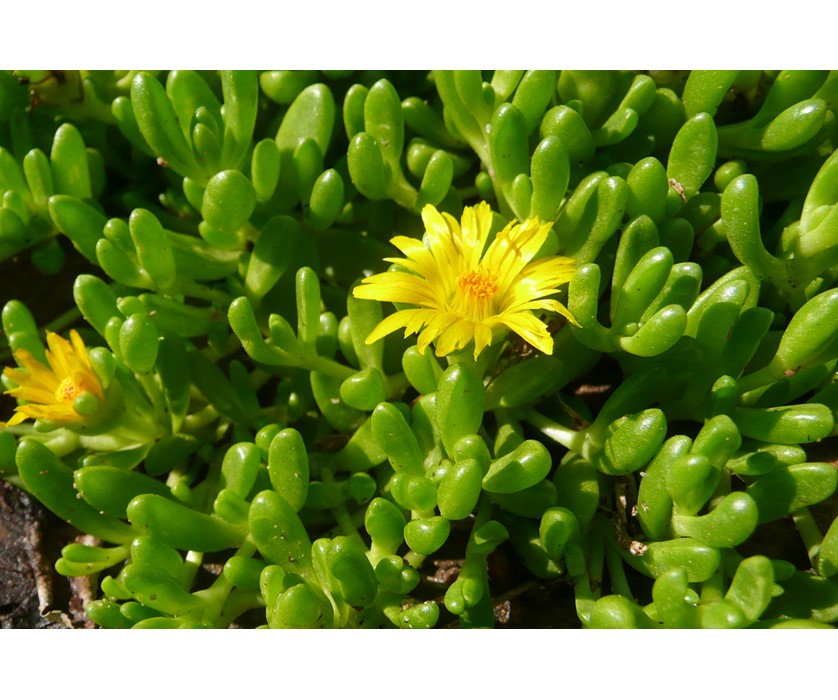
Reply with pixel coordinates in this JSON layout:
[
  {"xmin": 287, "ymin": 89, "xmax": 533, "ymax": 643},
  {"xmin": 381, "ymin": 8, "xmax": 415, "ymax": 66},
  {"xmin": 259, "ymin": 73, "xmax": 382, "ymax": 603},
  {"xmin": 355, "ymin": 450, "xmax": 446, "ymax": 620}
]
[
  {"xmin": 355, "ymin": 272, "xmax": 442, "ymax": 307},
  {"xmin": 70, "ymin": 330, "xmax": 93, "ymax": 369},
  {"xmin": 472, "ymin": 322, "xmax": 494, "ymax": 360},
  {"xmin": 416, "ymin": 311, "xmax": 459, "ymax": 355},
  {"xmin": 352, "ymin": 201, "xmax": 575, "ymax": 360},
  {"xmin": 434, "ymin": 318, "xmax": 475, "ymax": 357},
  {"xmin": 500, "ymin": 312, "xmax": 555, "ymax": 355},
  {"xmin": 2, "ymin": 330, "xmax": 102, "ymax": 426},
  {"xmin": 365, "ymin": 309, "xmax": 425, "ymax": 346}
]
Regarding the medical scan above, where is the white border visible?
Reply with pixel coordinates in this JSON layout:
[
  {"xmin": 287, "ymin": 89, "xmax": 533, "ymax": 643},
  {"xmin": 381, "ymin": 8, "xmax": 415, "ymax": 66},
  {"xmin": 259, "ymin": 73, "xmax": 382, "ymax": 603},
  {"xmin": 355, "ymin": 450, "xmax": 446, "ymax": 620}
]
[{"xmin": 1, "ymin": 2, "xmax": 834, "ymax": 68}]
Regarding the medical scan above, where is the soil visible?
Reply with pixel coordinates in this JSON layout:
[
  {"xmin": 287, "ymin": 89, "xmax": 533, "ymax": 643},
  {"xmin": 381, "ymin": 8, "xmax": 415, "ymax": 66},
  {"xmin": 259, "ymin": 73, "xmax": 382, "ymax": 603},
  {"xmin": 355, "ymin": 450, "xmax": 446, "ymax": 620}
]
[{"xmin": 0, "ymin": 479, "xmax": 94, "ymax": 628}]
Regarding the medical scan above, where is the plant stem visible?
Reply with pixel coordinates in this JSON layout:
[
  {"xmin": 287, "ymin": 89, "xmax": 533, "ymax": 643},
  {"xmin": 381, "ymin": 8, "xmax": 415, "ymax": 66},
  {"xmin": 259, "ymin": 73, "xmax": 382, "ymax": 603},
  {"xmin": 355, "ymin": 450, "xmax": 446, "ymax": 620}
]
[
  {"xmin": 321, "ymin": 466, "xmax": 362, "ymax": 543},
  {"xmin": 305, "ymin": 353, "xmax": 355, "ymax": 381},
  {"xmin": 524, "ymin": 408, "xmax": 587, "ymax": 453},
  {"xmin": 792, "ymin": 506, "xmax": 823, "ymax": 568},
  {"xmin": 604, "ymin": 538, "xmax": 633, "ymax": 600}
]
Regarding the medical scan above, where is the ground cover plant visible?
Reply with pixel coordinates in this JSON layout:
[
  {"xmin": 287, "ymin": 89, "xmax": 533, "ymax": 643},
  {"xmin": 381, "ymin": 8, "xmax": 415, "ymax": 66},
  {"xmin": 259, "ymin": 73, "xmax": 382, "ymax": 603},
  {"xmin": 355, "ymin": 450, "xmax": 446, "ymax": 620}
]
[{"xmin": 1, "ymin": 69, "xmax": 838, "ymax": 628}]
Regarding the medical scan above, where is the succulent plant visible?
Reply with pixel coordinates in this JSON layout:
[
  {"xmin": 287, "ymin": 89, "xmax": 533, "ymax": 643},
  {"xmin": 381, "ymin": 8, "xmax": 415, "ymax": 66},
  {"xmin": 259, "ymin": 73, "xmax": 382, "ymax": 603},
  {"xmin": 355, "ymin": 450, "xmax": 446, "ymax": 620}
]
[{"xmin": 2, "ymin": 69, "xmax": 837, "ymax": 629}]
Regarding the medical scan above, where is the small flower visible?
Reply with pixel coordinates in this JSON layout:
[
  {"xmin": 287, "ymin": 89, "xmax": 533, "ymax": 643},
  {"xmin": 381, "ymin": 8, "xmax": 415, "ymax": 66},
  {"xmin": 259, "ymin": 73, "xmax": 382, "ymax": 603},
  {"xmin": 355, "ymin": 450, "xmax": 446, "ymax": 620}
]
[
  {"xmin": 3, "ymin": 330, "xmax": 103, "ymax": 427},
  {"xmin": 353, "ymin": 202, "xmax": 576, "ymax": 360}
]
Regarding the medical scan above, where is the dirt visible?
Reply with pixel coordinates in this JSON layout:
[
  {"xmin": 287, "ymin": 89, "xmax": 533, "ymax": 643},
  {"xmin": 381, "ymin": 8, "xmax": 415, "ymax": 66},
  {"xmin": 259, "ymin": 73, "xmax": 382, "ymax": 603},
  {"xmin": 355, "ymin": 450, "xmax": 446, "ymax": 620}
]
[{"xmin": 0, "ymin": 479, "xmax": 93, "ymax": 628}]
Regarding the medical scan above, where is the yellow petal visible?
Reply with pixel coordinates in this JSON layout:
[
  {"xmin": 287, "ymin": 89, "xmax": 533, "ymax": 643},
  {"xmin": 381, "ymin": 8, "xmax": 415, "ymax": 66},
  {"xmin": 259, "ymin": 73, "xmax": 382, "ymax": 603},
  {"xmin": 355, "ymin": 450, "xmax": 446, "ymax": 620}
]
[
  {"xmin": 70, "ymin": 330, "xmax": 92, "ymax": 369},
  {"xmin": 434, "ymin": 318, "xmax": 474, "ymax": 356},
  {"xmin": 383, "ymin": 254, "xmax": 444, "ymax": 285},
  {"xmin": 404, "ymin": 309, "xmax": 437, "ymax": 336},
  {"xmin": 3, "ymin": 329, "xmax": 101, "ymax": 426},
  {"xmin": 500, "ymin": 312, "xmax": 554, "ymax": 355},
  {"xmin": 472, "ymin": 323, "xmax": 494, "ymax": 359},
  {"xmin": 416, "ymin": 311, "xmax": 458, "ymax": 354},
  {"xmin": 6, "ymin": 385, "xmax": 58, "ymax": 404},
  {"xmin": 351, "ymin": 201, "xmax": 575, "ymax": 361},
  {"xmin": 364, "ymin": 309, "xmax": 424, "ymax": 346},
  {"xmin": 10, "ymin": 351, "xmax": 56, "ymax": 389},
  {"xmin": 355, "ymin": 272, "xmax": 439, "ymax": 306},
  {"xmin": 421, "ymin": 205, "xmax": 452, "ymax": 244},
  {"xmin": 46, "ymin": 332, "xmax": 74, "ymax": 378},
  {"xmin": 4, "ymin": 411, "xmax": 26, "ymax": 427},
  {"xmin": 389, "ymin": 235, "xmax": 427, "ymax": 256},
  {"xmin": 460, "ymin": 205, "xmax": 480, "ymax": 251}
]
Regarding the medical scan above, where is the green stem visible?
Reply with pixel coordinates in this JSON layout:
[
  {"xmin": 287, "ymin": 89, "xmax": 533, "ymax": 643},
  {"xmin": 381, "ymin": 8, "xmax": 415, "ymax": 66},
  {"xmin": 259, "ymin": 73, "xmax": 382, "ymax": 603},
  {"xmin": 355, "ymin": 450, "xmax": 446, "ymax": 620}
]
[
  {"xmin": 404, "ymin": 550, "xmax": 425, "ymax": 569},
  {"xmin": 367, "ymin": 541, "xmax": 391, "ymax": 567},
  {"xmin": 699, "ymin": 566, "xmax": 725, "ymax": 604},
  {"xmin": 182, "ymin": 405, "xmax": 220, "ymax": 432},
  {"xmin": 6, "ymin": 426, "xmax": 81, "ymax": 458},
  {"xmin": 111, "ymin": 404, "xmax": 165, "ymax": 445},
  {"xmin": 572, "ymin": 567, "xmax": 596, "ymax": 626},
  {"xmin": 45, "ymin": 306, "xmax": 83, "ymax": 334},
  {"xmin": 384, "ymin": 372, "xmax": 411, "ymax": 400},
  {"xmin": 178, "ymin": 279, "xmax": 233, "ymax": 306},
  {"xmin": 321, "ymin": 466, "xmax": 363, "ymax": 543},
  {"xmin": 182, "ymin": 550, "xmax": 204, "ymax": 590},
  {"xmin": 738, "ymin": 364, "xmax": 782, "ymax": 395},
  {"xmin": 447, "ymin": 342, "xmax": 503, "ymax": 379},
  {"xmin": 218, "ymin": 590, "xmax": 265, "ymax": 627},
  {"xmin": 471, "ymin": 492, "xmax": 494, "ymax": 533},
  {"xmin": 604, "ymin": 538, "xmax": 633, "ymax": 600},
  {"xmin": 490, "ymin": 174, "xmax": 514, "ymax": 221},
  {"xmin": 456, "ymin": 185, "xmax": 479, "ymax": 200},
  {"xmin": 446, "ymin": 353, "xmax": 473, "ymax": 373},
  {"xmin": 388, "ymin": 172, "xmax": 418, "ymax": 210},
  {"xmin": 523, "ymin": 408, "xmax": 587, "ymax": 453},
  {"xmin": 792, "ymin": 507, "xmax": 824, "ymax": 568},
  {"xmin": 587, "ymin": 518, "xmax": 606, "ymax": 594},
  {"xmin": 194, "ymin": 537, "xmax": 258, "ymax": 627},
  {"xmin": 136, "ymin": 373, "xmax": 168, "ymax": 427},
  {"xmin": 304, "ymin": 353, "xmax": 355, "ymax": 381},
  {"xmin": 78, "ymin": 431, "xmax": 145, "ymax": 452}
]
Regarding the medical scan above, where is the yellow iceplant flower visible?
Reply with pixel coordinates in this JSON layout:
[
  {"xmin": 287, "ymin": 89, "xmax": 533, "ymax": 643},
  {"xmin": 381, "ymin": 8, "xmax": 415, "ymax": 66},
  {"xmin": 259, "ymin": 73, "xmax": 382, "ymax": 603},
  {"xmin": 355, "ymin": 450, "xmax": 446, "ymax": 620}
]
[
  {"xmin": 3, "ymin": 330, "xmax": 103, "ymax": 426},
  {"xmin": 353, "ymin": 202, "xmax": 576, "ymax": 360}
]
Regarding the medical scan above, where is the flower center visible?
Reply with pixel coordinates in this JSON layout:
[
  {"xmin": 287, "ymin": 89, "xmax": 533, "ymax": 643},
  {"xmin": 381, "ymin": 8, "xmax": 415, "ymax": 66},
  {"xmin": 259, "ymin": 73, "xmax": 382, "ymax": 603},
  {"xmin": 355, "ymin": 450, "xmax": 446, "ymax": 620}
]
[
  {"xmin": 55, "ymin": 377, "xmax": 81, "ymax": 404},
  {"xmin": 457, "ymin": 269, "xmax": 499, "ymax": 301}
]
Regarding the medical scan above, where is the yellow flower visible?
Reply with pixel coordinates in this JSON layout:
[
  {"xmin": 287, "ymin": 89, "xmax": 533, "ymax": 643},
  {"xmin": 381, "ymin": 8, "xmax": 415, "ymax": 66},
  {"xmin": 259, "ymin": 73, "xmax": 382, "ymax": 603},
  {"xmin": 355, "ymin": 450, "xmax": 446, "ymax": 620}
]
[
  {"xmin": 3, "ymin": 330, "xmax": 103, "ymax": 427},
  {"xmin": 353, "ymin": 202, "xmax": 576, "ymax": 360}
]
